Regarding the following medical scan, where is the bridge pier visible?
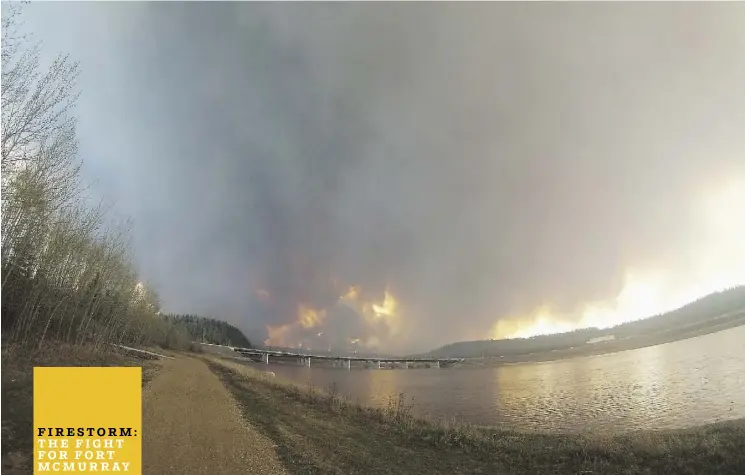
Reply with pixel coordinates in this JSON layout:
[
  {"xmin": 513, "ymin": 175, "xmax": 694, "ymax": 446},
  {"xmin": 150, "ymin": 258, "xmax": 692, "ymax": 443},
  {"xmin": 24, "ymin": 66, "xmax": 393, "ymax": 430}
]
[{"xmin": 227, "ymin": 346, "xmax": 461, "ymax": 370}]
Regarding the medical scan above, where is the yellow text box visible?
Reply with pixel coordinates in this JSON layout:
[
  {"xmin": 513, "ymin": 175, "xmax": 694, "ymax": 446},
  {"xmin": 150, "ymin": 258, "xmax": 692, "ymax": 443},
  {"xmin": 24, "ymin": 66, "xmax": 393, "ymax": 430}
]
[{"xmin": 34, "ymin": 367, "xmax": 142, "ymax": 474}]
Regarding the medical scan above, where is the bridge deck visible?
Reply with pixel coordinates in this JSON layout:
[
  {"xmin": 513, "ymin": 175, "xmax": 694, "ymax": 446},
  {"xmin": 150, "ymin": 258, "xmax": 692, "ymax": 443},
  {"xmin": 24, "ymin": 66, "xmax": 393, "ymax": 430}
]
[{"xmin": 200, "ymin": 343, "xmax": 461, "ymax": 363}]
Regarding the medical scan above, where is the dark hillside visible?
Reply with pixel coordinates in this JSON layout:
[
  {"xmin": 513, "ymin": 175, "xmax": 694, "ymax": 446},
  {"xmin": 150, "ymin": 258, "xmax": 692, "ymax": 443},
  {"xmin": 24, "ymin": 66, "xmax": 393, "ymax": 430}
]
[{"xmin": 421, "ymin": 286, "xmax": 745, "ymax": 359}]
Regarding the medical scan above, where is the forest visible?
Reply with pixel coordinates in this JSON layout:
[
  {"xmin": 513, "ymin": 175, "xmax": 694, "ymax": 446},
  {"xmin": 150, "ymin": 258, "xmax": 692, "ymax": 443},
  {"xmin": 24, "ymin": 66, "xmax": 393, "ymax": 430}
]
[{"xmin": 162, "ymin": 314, "xmax": 252, "ymax": 348}]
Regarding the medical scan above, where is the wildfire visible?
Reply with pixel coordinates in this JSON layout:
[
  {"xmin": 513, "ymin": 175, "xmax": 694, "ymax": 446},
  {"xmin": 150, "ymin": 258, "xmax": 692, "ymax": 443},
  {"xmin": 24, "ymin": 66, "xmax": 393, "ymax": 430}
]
[
  {"xmin": 263, "ymin": 284, "xmax": 405, "ymax": 350},
  {"xmin": 264, "ymin": 304, "xmax": 325, "ymax": 347},
  {"xmin": 338, "ymin": 285, "xmax": 402, "ymax": 331},
  {"xmin": 358, "ymin": 289, "xmax": 402, "ymax": 337},
  {"xmin": 341, "ymin": 285, "xmax": 360, "ymax": 303},
  {"xmin": 298, "ymin": 305, "xmax": 326, "ymax": 329},
  {"xmin": 372, "ymin": 291, "xmax": 398, "ymax": 317},
  {"xmin": 491, "ymin": 305, "xmax": 577, "ymax": 340},
  {"xmin": 491, "ymin": 178, "xmax": 745, "ymax": 340}
]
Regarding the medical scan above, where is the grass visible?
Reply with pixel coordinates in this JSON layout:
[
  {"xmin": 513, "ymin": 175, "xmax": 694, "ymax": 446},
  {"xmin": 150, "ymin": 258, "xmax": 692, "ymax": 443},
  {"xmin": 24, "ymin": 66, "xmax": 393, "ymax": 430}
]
[
  {"xmin": 205, "ymin": 356, "xmax": 745, "ymax": 475},
  {"xmin": 0, "ymin": 342, "xmax": 162, "ymax": 475}
]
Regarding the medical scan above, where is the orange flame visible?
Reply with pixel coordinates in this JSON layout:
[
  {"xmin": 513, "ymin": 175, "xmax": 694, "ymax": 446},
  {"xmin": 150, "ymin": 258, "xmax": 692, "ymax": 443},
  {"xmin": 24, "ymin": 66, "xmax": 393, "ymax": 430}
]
[
  {"xmin": 298, "ymin": 305, "xmax": 326, "ymax": 329},
  {"xmin": 340, "ymin": 285, "xmax": 361, "ymax": 303},
  {"xmin": 362, "ymin": 289, "xmax": 402, "ymax": 335},
  {"xmin": 490, "ymin": 179, "xmax": 745, "ymax": 340},
  {"xmin": 264, "ymin": 285, "xmax": 406, "ymax": 350},
  {"xmin": 372, "ymin": 291, "xmax": 398, "ymax": 317}
]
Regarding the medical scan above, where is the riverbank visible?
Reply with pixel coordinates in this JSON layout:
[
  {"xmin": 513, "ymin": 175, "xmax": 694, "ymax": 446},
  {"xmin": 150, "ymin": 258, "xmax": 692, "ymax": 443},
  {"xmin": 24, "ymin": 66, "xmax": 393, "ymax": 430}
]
[
  {"xmin": 3, "ymin": 345, "xmax": 744, "ymax": 474},
  {"xmin": 205, "ymin": 355, "xmax": 745, "ymax": 475}
]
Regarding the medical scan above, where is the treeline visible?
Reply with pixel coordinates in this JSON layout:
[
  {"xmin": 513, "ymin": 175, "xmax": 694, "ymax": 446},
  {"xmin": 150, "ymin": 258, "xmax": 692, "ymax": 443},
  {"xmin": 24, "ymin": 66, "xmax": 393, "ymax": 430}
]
[
  {"xmin": 1, "ymin": 6, "xmax": 191, "ymax": 351},
  {"xmin": 162, "ymin": 314, "xmax": 252, "ymax": 348},
  {"xmin": 424, "ymin": 286, "xmax": 745, "ymax": 359}
]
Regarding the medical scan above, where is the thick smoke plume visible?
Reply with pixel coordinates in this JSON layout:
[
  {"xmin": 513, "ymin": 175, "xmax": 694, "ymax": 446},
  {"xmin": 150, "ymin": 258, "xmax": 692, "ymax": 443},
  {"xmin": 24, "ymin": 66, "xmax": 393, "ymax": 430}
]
[{"xmin": 18, "ymin": 3, "xmax": 745, "ymax": 353}]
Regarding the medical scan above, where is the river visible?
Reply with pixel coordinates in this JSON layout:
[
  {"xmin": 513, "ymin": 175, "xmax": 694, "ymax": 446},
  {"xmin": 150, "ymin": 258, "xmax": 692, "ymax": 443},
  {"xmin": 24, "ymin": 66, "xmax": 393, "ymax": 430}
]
[{"xmin": 258, "ymin": 325, "xmax": 745, "ymax": 433}]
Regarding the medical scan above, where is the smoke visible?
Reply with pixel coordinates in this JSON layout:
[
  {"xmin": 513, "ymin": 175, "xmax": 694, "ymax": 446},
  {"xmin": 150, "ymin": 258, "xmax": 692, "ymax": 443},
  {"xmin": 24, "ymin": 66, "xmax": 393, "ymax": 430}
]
[{"xmin": 18, "ymin": 3, "xmax": 745, "ymax": 353}]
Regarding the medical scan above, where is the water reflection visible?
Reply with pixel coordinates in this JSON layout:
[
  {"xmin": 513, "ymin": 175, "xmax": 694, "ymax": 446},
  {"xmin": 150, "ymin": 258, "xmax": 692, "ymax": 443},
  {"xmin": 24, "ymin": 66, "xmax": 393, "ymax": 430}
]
[
  {"xmin": 627, "ymin": 343, "xmax": 664, "ymax": 429},
  {"xmin": 262, "ymin": 325, "xmax": 745, "ymax": 432}
]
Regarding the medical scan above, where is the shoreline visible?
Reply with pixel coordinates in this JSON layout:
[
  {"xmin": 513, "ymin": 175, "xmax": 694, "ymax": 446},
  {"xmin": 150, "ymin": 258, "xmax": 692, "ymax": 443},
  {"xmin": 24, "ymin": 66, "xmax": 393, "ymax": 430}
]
[
  {"xmin": 233, "ymin": 357, "xmax": 743, "ymax": 436},
  {"xmin": 4, "ymin": 343, "xmax": 745, "ymax": 474},
  {"xmin": 206, "ymin": 354, "xmax": 745, "ymax": 475}
]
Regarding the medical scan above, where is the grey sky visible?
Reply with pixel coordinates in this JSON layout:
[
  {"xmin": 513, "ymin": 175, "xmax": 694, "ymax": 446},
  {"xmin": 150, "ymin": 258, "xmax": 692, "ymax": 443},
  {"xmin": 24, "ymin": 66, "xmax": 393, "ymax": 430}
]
[{"xmin": 13, "ymin": 2, "xmax": 745, "ymax": 353}]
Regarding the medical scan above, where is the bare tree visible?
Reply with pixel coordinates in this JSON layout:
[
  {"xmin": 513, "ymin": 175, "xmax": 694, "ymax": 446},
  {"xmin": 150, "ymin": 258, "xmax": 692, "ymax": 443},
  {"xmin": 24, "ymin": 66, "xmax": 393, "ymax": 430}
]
[
  {"xmin": 1, "ymin": 6, "xmax": 80, "ymax": 178},
  {"xmin": 2, "ymin": 6, "xmax": 191, "ymax": 352}
]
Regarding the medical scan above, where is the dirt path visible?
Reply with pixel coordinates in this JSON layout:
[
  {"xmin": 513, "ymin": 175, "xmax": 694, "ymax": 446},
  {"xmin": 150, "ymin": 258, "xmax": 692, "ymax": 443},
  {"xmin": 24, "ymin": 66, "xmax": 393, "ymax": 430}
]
[{"xmin": 143, "ymin": 356, "xmax": 287, "ymax": 475}]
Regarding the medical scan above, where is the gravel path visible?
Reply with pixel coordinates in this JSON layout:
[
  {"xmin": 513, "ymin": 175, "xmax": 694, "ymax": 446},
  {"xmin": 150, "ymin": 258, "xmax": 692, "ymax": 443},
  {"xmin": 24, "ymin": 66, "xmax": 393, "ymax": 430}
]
[{"xmin": 143, "ymin": 356, "xmax": 287, "ymax": 475}]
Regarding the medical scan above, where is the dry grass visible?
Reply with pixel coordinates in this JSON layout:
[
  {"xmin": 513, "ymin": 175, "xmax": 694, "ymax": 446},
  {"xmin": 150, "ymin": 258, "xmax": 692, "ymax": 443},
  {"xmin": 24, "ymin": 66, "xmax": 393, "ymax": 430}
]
[{"xmin": 205, "ymin": 355, "xmax": 745, "ymax": 475}]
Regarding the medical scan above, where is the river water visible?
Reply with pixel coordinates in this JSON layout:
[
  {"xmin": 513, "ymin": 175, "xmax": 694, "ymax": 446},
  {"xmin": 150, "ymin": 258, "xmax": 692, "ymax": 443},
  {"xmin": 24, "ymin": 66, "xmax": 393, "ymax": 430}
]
[{"xmin": 261, "ymin": 325, "xmax": 745, "ymax": 433}]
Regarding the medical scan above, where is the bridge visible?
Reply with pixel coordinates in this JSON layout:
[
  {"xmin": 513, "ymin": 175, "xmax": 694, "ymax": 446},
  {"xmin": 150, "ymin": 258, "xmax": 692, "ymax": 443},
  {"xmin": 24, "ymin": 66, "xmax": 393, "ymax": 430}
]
[{"xmin": 199, "ymin": 343, "xmax": 463, "ymax": 369}]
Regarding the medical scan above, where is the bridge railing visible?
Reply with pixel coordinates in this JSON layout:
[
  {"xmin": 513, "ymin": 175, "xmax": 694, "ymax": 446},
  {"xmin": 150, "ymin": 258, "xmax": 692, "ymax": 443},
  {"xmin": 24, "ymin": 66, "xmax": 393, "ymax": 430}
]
[{"xmin": 197, "ymin": 342, "xmax": 464, "ymax": 363}]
